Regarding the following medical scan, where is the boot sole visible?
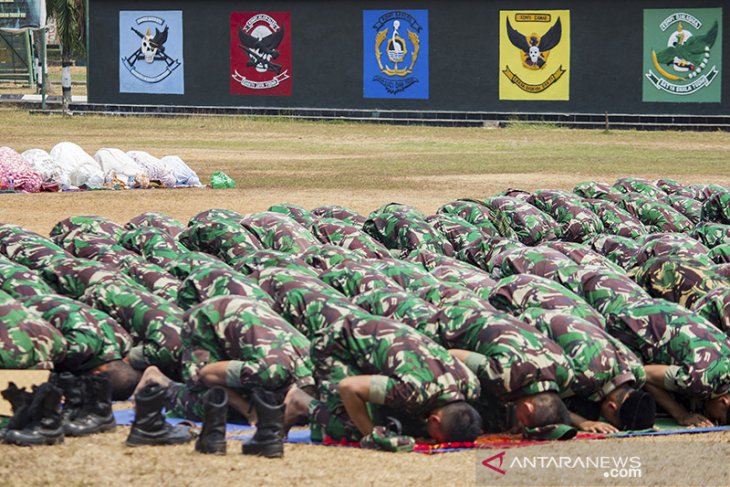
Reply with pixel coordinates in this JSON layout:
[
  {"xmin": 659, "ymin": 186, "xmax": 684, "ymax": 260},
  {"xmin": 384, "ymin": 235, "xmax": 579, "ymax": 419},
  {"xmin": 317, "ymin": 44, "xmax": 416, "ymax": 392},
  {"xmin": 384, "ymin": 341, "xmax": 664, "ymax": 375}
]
[
  {"xmin": 242, "ymin": 444, "xmax": 284, "ymax": 458},
  {"xmin": 195, "ymin": 440, "xmax": 227, "ymax": 455},
  {"xmin": 5, "ymin": 434, "xmax": 64, "ymax": 446},
  {"xmin": 126, "ymin": 436, "xmax": 192, "ymax": 447}
]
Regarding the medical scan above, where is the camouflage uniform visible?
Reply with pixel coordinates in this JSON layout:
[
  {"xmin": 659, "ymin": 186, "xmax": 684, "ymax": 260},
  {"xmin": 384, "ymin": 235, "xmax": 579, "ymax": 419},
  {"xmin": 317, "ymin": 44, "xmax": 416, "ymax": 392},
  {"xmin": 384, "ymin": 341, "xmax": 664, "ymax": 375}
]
[
  {"xmin": 311, "ymin": 218, "xmax": 390, "ymax": 258},
  {"xmin": 354, "ymin": 288, "xmax": 442, "ymax": 341},
  {"xmin": 691, "ymin": 223, "xmax": 730, "ymax": 249},
  {"xmin": 187, "ymin": 209, "xmax": 243, "ymax": 226},
  {"xmin": 527, "ymin": 190, "xmax": 604, "ymax": 243},
  {"xmin": 310, "ymin": 315, "xmax": 480, "ymax": 441},
  {"xmin": 437, "ymin": 200, "xmax": 514, "ymax": 239},
  {"xmin": 119, "ymin": 226, "xmax": 188, "ymax": 267},
  {"xmin": 519, "ymin": 308, "xmax": 645, "ymax": 401},
  {"xmin": 555, "ymin": 266, "xmax": 648, "ymax": 317},
  {"xmin": 613, "ymin": 178, "xmax": 667, "ymax": 199},
  {"xmin": 50, "ymin": 216, "xmax": 123, "ymax": 246},
  {"xmin": 429, "ymin": 263, "xmax": 497, "ymax": 299},
  {"xmin": 481, "ymin": 196, "xmax": 561, "ymax": 246},
  {"xmin": 634, "ymin": 234, "xmax": 711, "ymax": 269},
  {"xmin": 544, "ymin": 241, "xmax": 625, "ymax": 274},
  {"xmin": 320, "ymin": 261, "xmax": 402, "ymax": 298},
  {"xmin": 363, "ymin": 209, "xmax": 455, "ymax": 257},
  {"xmin": 119, "ymin": 258, "xmax": 180, "ymax": 302},
  {"xmin": 606, "ymin": 298, "xmax": 730, "ymax": 399},
  {"xmin": 81, "ymin": 282, "xmax": 183, "ymax": 378},
  {"xmin": 621, "ymin": 196, "xmax": 693, "ymax": 234},
  {"xmin": 701, "ymin": 192, "xmax": 730, "ymax": 224},
  {"xmin": 572, "ymin": 181, "xmax": 623, "ymax": 200},
  {"xmin": 177, "ymin": 266, "xmax": 273, "ymax": 310},
  {"xmin": 170, "ymin": 296, "xmax": 314, "ymax": 420},
  {"xmin": 240, "ymin": 212, "xmax": 320, "ymax": 254},
  {"xmin": 266, "ymin": 280, "xmax": 361, "ymax": 338},
  {"xmin": 426, "ymin": 213, "xmax": 498, "ymax": 252},
  {"xmin": 257, "ymin": 266, "xmax": 339, "ymax": 300},
  {"xmin": 634, "ymin": 256, "xmax": 720, "ymax": 309},
  {"xmin": 0, "ymin": 290, "xmax": 66, "ymax": 369},
  {"xmin": 488, "ymin": 274, "xmax": 605, "ymax": 329},
  {"xmin": 19, "ymin": 294, "xmax": 132, "ymax": 372},
  {"xmin": 692, "ymin": 287, "xmax": 730, "ymax": 333},
  {"xmin": 310, "ymin": 205, "xmax": 366, "ymax": 226},
  {"xmin": 166, "ymin": 251, "xmax": 229, "ymax": 280},
  {"xmin": 438, "ymin": 305, "xmax": 574, "ymax": 401},
  {"xmin": 267, "ymin": 203, "xmax": 315, "ymax": 228},
  {"xmin": 41, "ymin": 257, "xmax": 141, "ymax": 299},
  {"xmin": 587, "ymin": 234, "xmax": 642, "ymax": 270},
  {"xmin": 710, "ymin": 245, "xmax": 730, "ymax": 265},
  {"xmin": 493, "ymin": 246, "xmax": 576, "ymax": 281},
  {"xmin": 125, "ymin": 211, "xmax": 186, "ymax": 238},
  {"xmin": 679, "ymin": 184, "xmax": 727, "ymax": 203},
  {"xmin": 456, "ymin": 236, "xmax": 523, "ymax": 272},
  {"xmin": 582, "ymin": 199, "xmax": 647, "ymax": 240},
  {"xmin": 0, "ymin": 258, "xmax": 55, "ymax": 298},
  {"xmin": 231, "ymin": 249, "xmax": 312, "ymax": 277},
  {"xmin": 299, "ymin": 244, "xmax": 363, "ymax": 272},
  {"xmin": 665, "ymin": 195, "xmax": 703, "ymax": 224},
  {"xmin": 655, "ymin": 178, "xmax": 684, "ymax": 194},
  {"xmin": 178, "ymin": 220, "xmax": 260, "ymax": 264},
  {"xmin": 367, "ymin": 258, "xmax": 441, "ymax": 293},
  {"xmin": 1, "ymin": 233, "xmax": 70, "ymax": 270}
]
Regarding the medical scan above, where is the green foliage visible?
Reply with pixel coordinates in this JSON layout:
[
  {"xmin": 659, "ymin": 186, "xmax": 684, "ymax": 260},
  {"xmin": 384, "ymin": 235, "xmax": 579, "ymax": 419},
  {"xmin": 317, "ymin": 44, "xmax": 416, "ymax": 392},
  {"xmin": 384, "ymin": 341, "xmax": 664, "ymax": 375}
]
[{"xmin": 46, "ymin": 0, "xmax": 85, "ymax": 59}]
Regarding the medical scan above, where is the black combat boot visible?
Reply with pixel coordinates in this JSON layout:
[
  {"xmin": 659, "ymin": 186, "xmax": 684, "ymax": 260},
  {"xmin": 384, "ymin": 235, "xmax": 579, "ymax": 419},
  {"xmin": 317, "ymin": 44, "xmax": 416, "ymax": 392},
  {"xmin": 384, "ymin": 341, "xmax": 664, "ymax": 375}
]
[
  {"xmin": 65, "ymin": 374, "xmax": 116, "ymax": 437},
  {"xmin": 126, "ymin": 382, "xmax": 192, "ymax": 446},
  {"xmin": 0, "ymin": 383, "xmax": 34, "ymax": 443},
  {"xmin": 4, "ymin": 382, "xmax": 64, "ymax": 446},
  {"xmin": 242, "ymin": 388, "xmax": 284, "ymax": 458},
  {"xmin": 195, "ymin": 387, "xmax": 228, "ymax": 454},
  {"xmin": 56, "ymin": 372, "xmax": 85, "ymax": 426}
]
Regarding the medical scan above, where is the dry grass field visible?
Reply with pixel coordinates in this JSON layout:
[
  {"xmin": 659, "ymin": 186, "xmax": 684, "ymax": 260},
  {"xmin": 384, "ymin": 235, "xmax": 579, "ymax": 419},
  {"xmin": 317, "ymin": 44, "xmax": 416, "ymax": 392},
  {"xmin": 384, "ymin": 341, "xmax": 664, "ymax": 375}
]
[{"xmin": 1, "ymin": 107, "xmax": 730, "ymax": 486}]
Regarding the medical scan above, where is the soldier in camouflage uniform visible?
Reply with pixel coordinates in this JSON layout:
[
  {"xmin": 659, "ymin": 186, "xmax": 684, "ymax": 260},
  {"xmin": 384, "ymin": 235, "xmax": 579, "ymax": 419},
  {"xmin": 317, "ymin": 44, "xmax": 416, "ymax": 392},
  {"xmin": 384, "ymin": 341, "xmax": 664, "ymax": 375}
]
[
  {"xmin": 364, "ymin": 207, "xmax": 455, "ymax": 257},
  {"xmin": 441, "ymin": 304, "xmax": 574, "ymax": 434},
  {"xmin": 437, "ymin": 200, "xmax": 514, "ymax": 239},
  {"xmin": 0, "ymin": 232, "xmax": 71, "ymax": 270},
  {"xmin": 120, "ymin": 226, "xmax": 189, "ymax": 267},
  {"xmin": 621, "ymin": 196, "xmax": 693, "ymax": 234},
  {"xmin": 582, "ymin": 199, "xmax": 647, "ymax": 239},
  {"xmin": 518, "ymin": 308, "xmax": 653, "ymax": 433},
  {"xmin": 665, "ymin": 194, "xmax": 702, "ymax": 224},
  {"xmin": 41, "ymin": 256, "xmax": 141, "ymax": 299},
  {"xmin": 231, "ymin": 249, "xmax": 312, "ymax": 277},
  {"xmin": 177, "ymin": 266, "xmax": 273, "ymax": 310},
  {"xmin": 178, "ymin": 220, "xmax": 260, "ymax": 264},
  {"xmin": 633, "ymin": 233, "xmax": 711, "ymax": 269},
  {"xmin": 240, "ymin": 212, "xmax": 320, "ymax": 254},
  {"xmin": 18, "ymin": 294, "xmax": 140, "ymax": 399},
  {"xmin": 612, "ymin": 177, "xmax": 667, "ymax": 199},
  {"xmin": 310, "ymin": 205, "xmax": 366, "ymax": 226},
  {"xmin": 311, "ymin": 218, "xmax": 390, "ymax": 259},
  {"xmin": 633, "ymin": 256, "xmax": 721, "ymax": 309},
  {"xmin": 299, "ymin": 314, "xmax": 481, "ymax": 449},
  {"xmin": 527, "ymin": 190, "xmax": 604, "ymax": 243},
  {"xmin": 136, "ymin": 295, "xmax": 314, "ymax": 424},
  {"xmin": 702, "ymin": 191, "xmax": 730, "ymax": 224},
  {"xmin": 692, "ymin": 223, "xmax": 730, "ymax": 249},
  {"xmin": 0, "ymin": 257, "xmax": 56, "ymax": 298},
  {"xmin": 354, "ymin": 287, "xmax": 442, "ymax": 341},
  {"xmin": 0, "ymin": 290, "xmax": 66, "ymax": 369},
  {"xmin": 125, "ymin": 211, "xmax": 186, "ymax": 238},
  {"xmin": 481, "ymin": 196, "xmax": 561, "ymax": 246},
  {"xmin": 426, "ymin": 213, "xmax": 496, "ymax": 253},
  {"xmin": 488, "ymin": 274, "xmax": 606, "ymax": 329},
  {"xmin": 456, "ymin": 236, "xmax": 523, "ymax": 272},
  {"xmin": 587, "ymin": 234, "xmax": 642, "ymax": 270},
  {"xmin": 492, "ymin": 245, "xmax": 576, "ymax": 281},
  {"xmin": 267, "ymin": 203, "xmax": 315, "ymax": 228},
  {"xmin": 81, "ymin": 282, "xmax": 184, "ymax": 379},
  {"xmin": 299, "ymin": 244, "xmax": 362, "ymax": 272},
  {"xmin": 692, "ymin": 287, "xmax": 730, "ymax": 333},
  {"xmin": 50, "ymin": 216, "xmax": 123, "ymax": 247},
  {"xmin": 606, "ymin": 298, "xmax": 730, "ymax": 427}
]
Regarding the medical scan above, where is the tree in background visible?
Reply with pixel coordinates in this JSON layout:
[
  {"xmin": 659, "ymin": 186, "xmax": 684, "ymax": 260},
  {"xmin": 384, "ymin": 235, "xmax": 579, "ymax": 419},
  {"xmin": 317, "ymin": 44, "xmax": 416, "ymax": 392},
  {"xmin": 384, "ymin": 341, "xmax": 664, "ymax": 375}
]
[{"xmin": 46, "ymin": 0, "xmax": 85, "ymax": 112}]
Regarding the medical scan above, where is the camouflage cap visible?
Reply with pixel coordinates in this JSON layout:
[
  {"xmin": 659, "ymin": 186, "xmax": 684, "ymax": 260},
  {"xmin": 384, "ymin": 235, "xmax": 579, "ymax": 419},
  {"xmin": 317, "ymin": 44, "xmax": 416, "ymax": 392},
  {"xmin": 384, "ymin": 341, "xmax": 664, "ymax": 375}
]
[{"xmin": 522, "ymin": 424, "xmax": 577, "ymax": 441}]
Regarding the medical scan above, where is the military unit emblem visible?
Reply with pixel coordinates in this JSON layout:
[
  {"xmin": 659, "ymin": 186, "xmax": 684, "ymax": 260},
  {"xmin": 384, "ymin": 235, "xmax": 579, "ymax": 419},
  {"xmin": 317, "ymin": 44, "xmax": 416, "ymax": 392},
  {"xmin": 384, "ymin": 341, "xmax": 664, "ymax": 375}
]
[
  {"xmin": 121, "ymin": 16, "xmax": 181, "ymax": 84},
  {"xmin": 499, "ymin": 11, "xmax": 571, "ymax": 101},
  {"xmin": 643, "ymin": 9, "xmax": 722, "ymax": 102},
  {"xmin": 364, "ymin": 10, "xmax": 429, "ymax": 99},
  {"xmin": 230, "ymin": 12, "xmax": 292, "ymax": 96}
]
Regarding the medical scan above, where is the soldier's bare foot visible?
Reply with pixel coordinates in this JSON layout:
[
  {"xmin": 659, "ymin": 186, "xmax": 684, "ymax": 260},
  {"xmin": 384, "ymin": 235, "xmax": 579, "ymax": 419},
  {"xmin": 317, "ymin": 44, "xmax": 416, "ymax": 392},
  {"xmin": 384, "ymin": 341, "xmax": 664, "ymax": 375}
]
[
  {"xmin": 284, "ymin": 386, "xmax": 315, "ymax": 432},
  {"xmin": 132, "ymin": 366, "xmax": 171, "ymax": 397}
]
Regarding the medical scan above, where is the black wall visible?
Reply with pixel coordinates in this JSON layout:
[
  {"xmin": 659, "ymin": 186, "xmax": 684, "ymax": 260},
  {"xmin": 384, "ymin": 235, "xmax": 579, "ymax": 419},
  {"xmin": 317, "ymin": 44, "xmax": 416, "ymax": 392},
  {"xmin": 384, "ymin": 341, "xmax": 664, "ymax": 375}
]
[{"xmin": 89, "ymin": 0, "xmax": 730, "ymax": 115}]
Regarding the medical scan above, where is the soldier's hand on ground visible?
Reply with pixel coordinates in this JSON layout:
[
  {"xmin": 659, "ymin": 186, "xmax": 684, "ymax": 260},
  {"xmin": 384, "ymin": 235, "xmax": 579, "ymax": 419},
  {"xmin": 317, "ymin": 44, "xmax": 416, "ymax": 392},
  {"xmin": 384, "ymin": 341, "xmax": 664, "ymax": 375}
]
[
  {"xmin": 678, "ymin": 413, "xmax": 713, "ymax": 428},
  {"xmin": 577, "ymin": 420, "xmax": 619, "ymax": 434}
]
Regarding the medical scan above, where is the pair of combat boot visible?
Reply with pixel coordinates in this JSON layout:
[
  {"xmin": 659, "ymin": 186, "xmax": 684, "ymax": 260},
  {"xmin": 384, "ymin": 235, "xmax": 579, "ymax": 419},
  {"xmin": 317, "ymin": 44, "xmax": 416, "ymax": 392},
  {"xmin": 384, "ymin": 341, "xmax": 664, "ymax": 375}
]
[
  {"xmin": 196, "ymin": 387, "xmax": 286, "ymax": 458},
  {"xmin": 1, "ymin": 373, "xmax": 116, "ymax": 446},
  {"xmin": 125, "ymin": 383, "xmax": 284, "ymax": 458}
]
